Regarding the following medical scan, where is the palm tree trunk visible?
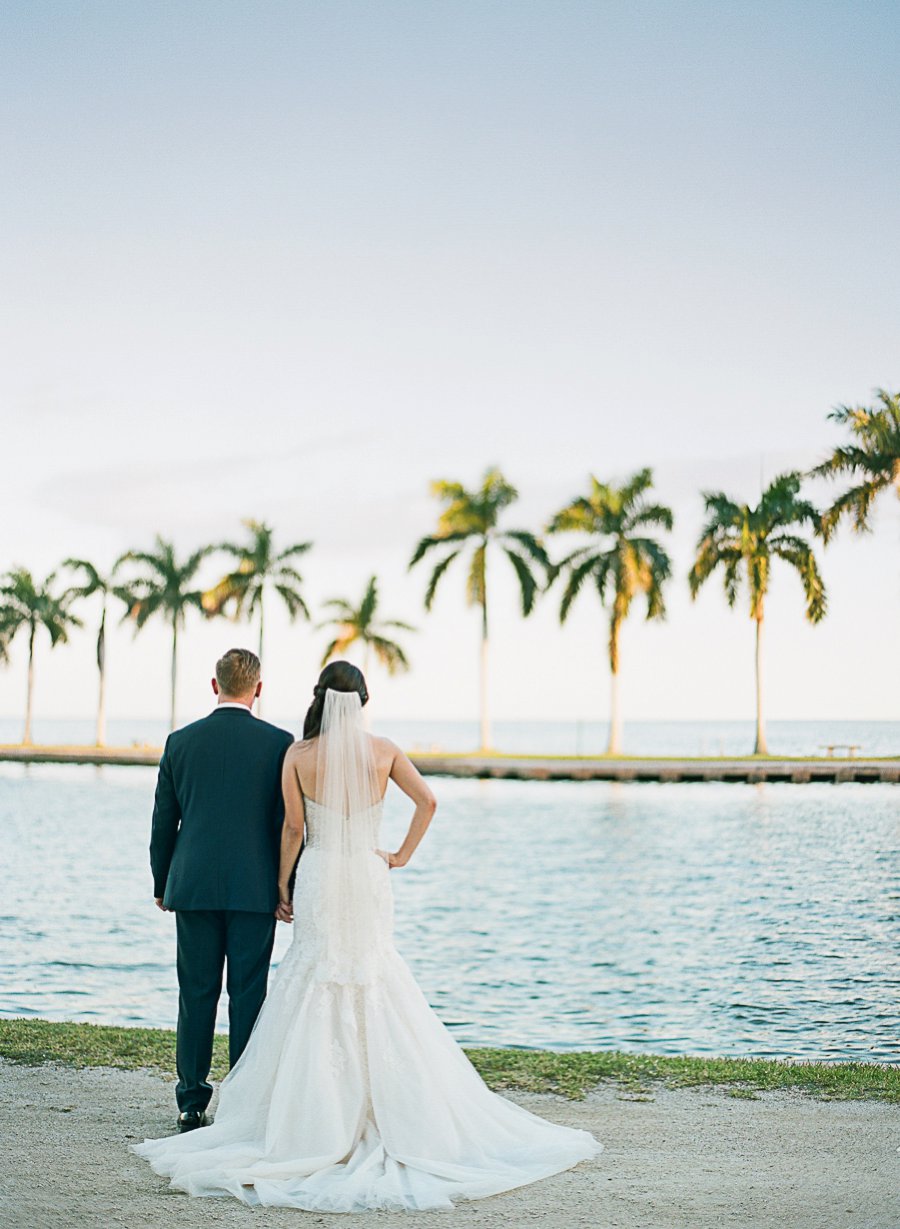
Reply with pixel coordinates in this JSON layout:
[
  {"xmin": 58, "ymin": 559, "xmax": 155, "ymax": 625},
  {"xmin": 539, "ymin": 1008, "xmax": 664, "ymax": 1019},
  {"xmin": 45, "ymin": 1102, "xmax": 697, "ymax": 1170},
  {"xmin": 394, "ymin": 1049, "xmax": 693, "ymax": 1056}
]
[
  {"xmin": 479, "ymin": 596, "xmax": 491, "ymax": 752},
  {"xmin": 170, "ymin": 615, "xmax": 178, "ymax": 732},
  {"xmin": 257, "ymin": 594, "xmax": 265, "ymax": 717},
  {"xmin": 23, "ymin": 622, "xmax": 36, "ymax": 744},
  {"xmin": 96, "ymin": 605, "xmax": 107, "ymax": 747},
  {"xmin": 753, "ymin": 612, "xmax": 767, "ymax": 755},
  {"xmin": 607, "ymin": 614, "xmax": 622, "ymax": 755}
]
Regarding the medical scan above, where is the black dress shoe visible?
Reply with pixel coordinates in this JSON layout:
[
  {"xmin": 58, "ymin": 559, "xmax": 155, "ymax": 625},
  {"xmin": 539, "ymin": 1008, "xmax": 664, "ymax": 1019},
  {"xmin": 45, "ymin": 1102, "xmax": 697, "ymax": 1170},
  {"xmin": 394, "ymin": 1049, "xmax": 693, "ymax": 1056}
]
[{"xmin": 176, "ymin": 1110, "xmax": 209, "ymax": 1133}]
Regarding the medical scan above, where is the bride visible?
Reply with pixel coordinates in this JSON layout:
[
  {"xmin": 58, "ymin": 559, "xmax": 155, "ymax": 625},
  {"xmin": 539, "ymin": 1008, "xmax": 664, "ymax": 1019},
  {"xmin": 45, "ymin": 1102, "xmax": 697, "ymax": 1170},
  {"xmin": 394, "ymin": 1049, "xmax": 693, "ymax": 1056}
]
[{"xmin": 133, "ymin": 661, "xmax": 601, "ymax": 1212}]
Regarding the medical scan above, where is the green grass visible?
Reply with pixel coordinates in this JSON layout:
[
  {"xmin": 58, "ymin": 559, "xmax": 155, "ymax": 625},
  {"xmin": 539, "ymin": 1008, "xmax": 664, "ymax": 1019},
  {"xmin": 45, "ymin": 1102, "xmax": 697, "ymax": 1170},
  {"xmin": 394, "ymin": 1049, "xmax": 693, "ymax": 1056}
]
[{"xmin": 1, "ymin": 1018, "xmax": 896, "ymax": 1103}]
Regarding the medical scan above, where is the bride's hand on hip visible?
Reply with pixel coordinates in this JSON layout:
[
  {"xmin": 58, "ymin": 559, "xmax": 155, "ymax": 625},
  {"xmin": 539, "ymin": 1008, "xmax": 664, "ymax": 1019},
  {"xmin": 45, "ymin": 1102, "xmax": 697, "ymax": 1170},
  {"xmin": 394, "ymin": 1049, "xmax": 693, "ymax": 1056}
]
[{"xmin": 377, "ymin": 849, "xmax": 407, "ymax": 869}]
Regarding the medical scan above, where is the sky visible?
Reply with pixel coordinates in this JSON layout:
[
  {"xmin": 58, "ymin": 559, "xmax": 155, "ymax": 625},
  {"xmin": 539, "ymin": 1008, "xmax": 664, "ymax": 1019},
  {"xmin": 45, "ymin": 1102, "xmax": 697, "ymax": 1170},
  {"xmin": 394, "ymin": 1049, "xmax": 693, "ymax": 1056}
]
[{"xmin": 1, "ymin": 0, "xmax": 898, "ymax": 731}]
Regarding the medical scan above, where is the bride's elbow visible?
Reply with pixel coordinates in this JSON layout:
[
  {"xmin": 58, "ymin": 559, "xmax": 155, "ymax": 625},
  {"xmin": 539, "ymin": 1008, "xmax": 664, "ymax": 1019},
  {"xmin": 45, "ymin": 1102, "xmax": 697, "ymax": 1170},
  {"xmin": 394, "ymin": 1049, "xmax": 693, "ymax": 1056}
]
[
  {"xmin": 284, "ymin": 813, "xmax": 305, "ymax": 838},
  {"xmin": 422, "ymin": 790, "xmax": 437, "ymax": 819}
]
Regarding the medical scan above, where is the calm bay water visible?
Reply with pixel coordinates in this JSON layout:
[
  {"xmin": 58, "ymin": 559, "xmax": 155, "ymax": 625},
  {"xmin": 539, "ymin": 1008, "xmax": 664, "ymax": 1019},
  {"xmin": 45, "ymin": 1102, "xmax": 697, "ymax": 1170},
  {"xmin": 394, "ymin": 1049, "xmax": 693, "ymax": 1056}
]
[{"xmin": 1, "ymin": 751, "xmax": 897, "ymax": 1062}]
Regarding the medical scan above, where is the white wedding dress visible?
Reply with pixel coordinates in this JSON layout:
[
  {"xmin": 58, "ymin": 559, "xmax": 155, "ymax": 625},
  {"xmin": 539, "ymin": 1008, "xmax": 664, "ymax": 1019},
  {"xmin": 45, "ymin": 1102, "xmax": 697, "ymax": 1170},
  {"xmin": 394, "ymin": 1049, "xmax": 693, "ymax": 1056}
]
[{"xmin": 133, "ymin": 693, "xmax": 600, "ymax": 1213}]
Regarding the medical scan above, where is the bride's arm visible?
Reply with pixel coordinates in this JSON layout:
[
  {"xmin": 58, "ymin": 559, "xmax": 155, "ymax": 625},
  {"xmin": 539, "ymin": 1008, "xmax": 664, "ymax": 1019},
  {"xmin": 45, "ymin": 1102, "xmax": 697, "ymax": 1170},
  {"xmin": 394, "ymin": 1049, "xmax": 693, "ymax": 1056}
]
[
  {"xmin": 277, "ymin": 749, "xmax": 305, "ymax": 921},
  {"xmin": 385, "ymin": 745, "xmax": 437, "ymax": 868}
]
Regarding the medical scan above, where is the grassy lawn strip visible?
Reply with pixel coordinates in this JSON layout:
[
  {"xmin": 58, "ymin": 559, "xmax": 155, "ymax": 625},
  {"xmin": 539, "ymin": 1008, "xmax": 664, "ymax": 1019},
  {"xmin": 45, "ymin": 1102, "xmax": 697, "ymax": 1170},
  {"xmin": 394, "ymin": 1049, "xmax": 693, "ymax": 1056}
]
[{"xmin": 1, "ymin": 1018, "xmax": 896, "ymax": 1103}]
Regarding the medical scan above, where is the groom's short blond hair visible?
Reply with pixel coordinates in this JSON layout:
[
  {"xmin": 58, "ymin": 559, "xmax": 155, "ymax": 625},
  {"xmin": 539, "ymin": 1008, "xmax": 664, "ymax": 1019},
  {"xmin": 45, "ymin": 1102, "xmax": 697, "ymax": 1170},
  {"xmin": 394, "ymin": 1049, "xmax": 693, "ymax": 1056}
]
[{"xmin": 216, "ymin": 648, "xmax": 261, "ymax": 696}]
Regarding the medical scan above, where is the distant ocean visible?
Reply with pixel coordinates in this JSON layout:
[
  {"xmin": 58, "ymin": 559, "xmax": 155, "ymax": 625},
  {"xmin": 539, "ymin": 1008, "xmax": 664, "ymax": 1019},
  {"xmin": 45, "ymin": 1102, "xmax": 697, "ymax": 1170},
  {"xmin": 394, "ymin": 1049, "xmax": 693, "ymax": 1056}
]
[{"xmin": 1, "ymin": 716, "xmax": 898, "ymax": 758}]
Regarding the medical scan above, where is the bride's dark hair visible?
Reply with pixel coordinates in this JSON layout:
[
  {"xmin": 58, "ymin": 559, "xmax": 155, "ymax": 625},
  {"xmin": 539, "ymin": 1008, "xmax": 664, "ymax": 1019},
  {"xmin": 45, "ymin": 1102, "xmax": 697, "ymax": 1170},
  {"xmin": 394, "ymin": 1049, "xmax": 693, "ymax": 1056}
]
[{"xmin": 303, "ymin": 660, "xmax": 369, "ymax": 739}]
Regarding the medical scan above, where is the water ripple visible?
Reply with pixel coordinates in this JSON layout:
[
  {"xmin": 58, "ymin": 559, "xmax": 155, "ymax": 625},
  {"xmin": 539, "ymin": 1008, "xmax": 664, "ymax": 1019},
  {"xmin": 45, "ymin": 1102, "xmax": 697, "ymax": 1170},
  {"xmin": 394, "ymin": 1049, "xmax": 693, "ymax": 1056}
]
[{"xmin": 0, "ymin": 770, "xmax": 898, "ymax": 1061}]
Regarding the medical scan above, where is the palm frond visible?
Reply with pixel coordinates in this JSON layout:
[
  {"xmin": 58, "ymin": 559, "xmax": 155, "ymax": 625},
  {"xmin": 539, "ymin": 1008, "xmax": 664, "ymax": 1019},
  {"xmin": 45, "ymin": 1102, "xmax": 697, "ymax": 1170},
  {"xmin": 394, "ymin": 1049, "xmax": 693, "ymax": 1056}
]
[
  {"xmin": 369, "ymin": 635, "xmax": 411, "ymax": 675},
  {"xmin": 359, "ymin": 577, "xmax": 378, "ymax": 627},
  {"xmin": 699, "ymin": 491, "xmax": 743, "ymax": 528},
  {"xmin": 810, "ymin": 390, "xmax": 900, "ymax": 539},
  {"xmin": 618, "ymin": 466, "xmax": 655, "ymax": 510},
  {"xmin": 409, "ymin": 532, "xmax": 468, "ymax": 569},
  {"xmin": 275, "ymin": 540, "xmax": 312, "ymax": 563},
  {"xmin": 545, "ymin": 544, "xmax": 593, "ymax": 588},
  {"xmin": 271, "ymin": 563, "xmax": 307, "ymax": 587},
  {"xmin": 319, "ymin": 635, "xmax": 350, "ymax": 667},
  {"xmin": 381, "ymin": 618, "xmax": 417, "ymax": 632},
  {"xmin": 723, "ymin": 556, "xmax": 741, "ymax": 607},
  {"xmin": 558, "ymin": 553, "xmax": 602, "ymax": 623},
  {"xmin": 546, "ymin": 497, "xmax": 596, "ymax": 535},
  {"xmin": 689, "ymin": 536, "xmax": 737, "ymax": 599},
  {"xmin": 820, "ymin": 480, "xmax": 883, "ymax": 541},
  {"xmin": 319, "ymin": 599, "xmax": 357, "ymax": 621},
  {"xmin": 62, "ymin": 558, "xmax": 104, "ymax": 597},
  {"xmin": 770, "ymin": 539, "xmax": 827, "ymax": 623},
  {"xmin": 501, "ymin": 530, "xmax": 551, "ymax": 572},
  {"xmin": 630, "ymin": 538, "xmax": 672, "ymax": 618},
  {"xmin": 503, "ymin": 548, "xmax": 540, "ymax": 616},
  {"xmin": 629, "ymin": 502, "xmax": 674, "ymax": 532},
  {"xmin": 423, "ymin": 548, "xmax": 463, "ymax": 610},
  {"xmin": 273, "ymin": 584, "xmax": 310, "ymax": 622}
]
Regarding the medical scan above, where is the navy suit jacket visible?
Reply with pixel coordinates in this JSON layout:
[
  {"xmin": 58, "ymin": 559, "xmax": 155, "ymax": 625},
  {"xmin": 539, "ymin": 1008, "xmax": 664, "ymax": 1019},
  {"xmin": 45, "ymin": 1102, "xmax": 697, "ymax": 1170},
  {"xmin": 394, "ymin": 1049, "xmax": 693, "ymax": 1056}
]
[{"xmin": 150, "ymin": 707, "xmax": 295, "ymax": 912}]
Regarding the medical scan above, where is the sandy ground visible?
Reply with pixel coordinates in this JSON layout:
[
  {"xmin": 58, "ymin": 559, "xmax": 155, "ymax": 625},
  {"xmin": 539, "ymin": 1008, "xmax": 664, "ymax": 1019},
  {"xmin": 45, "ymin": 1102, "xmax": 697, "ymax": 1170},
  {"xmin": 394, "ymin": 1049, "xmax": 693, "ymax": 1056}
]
[{"xmin": 0, "ymin": 1061, "xmax": 897, "ymax": 1229}]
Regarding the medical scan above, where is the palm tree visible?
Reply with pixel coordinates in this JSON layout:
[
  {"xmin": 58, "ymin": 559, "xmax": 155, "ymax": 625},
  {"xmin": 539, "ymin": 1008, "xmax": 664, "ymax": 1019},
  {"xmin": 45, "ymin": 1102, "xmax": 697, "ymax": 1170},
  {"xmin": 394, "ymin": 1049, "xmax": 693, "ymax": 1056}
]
[
  {"xmin": 688, "ymin": 472, "xmax": 826, "ymax": 756},
  {"xmin": 0, "ymin": 568, "xmax": 82, "ymax": 743},
  {"xmin": 203, "ymin": 519, "xmax": 311, "ymax": 715},
  {"xmin": 546, "ymin": 469, "xmax": 673, "ymax": 756},
  {"xmin": 409, "ymin": 467, "xmax": 549, "ymax": 751},
  {"xmin": 63, "ymin": 559, "xmax": 131, "ymax": 746},
  {"xmin": 319, "ymin": 576, "xmax": 415, "ymax": 678},
  {"xmin": 117, "ymin": 538, "xmax": 212, "ymax": 732},
  {"xmin": 0, "ymin": 606, "xmax": 16, "ymax": 665},
  {"xmin": 812, "ymin": 389, "xmax": 900, "ymax": 541}
]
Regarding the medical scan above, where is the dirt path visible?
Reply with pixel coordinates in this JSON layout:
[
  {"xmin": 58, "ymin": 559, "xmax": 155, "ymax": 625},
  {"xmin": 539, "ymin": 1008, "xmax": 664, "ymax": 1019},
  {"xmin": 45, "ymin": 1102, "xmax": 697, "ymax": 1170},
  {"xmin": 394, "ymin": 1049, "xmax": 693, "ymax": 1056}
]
[{"xmin": 0, "ymin": 1060, "xmax": 896, "ymax": 1228}]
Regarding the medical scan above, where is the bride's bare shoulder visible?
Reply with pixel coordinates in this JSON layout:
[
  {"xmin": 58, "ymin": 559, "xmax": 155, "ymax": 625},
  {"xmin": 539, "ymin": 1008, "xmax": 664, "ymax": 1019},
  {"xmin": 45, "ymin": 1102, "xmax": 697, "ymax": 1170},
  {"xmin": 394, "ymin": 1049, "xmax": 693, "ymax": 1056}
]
[
  {"xmin": 286, "ymin": 737, "xmax": 316, "ymax": 762},
  {"xmin": 368, "ymin": 733, "xmax": 401, "ymax": 764}
]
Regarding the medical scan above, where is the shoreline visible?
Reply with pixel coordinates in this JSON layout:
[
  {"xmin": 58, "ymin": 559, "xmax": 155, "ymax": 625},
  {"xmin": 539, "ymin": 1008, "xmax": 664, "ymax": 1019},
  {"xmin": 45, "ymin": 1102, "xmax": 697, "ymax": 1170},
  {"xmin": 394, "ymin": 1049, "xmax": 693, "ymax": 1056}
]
[
  {"xmin": 1, "ymin": 1019, "xmax": 896, "ymax": 1102},
  {"xmin": 2, "ymin": 743, "xmax": 899, "ymax": 782}
]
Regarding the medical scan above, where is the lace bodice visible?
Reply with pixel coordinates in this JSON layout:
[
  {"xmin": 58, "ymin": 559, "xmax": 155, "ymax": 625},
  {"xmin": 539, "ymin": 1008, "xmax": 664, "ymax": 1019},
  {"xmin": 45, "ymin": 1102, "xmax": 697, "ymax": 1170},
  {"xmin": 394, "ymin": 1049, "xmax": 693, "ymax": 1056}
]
[
  {"xmin": 288, "ymin": 795, "xmax": 392, "ymax": 986},
  {"xmin": 302, "ymin": 796, "xmax": 384, "ymax": 853}
]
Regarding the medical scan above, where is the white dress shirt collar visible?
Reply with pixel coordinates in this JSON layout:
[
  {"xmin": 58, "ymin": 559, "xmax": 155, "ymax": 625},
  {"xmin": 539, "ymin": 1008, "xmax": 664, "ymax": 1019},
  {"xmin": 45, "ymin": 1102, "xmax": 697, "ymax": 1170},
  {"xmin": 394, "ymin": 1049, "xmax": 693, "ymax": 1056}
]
[{"xmin": 215, "ymin": 701, "xmax": 255, "ymax": 714}]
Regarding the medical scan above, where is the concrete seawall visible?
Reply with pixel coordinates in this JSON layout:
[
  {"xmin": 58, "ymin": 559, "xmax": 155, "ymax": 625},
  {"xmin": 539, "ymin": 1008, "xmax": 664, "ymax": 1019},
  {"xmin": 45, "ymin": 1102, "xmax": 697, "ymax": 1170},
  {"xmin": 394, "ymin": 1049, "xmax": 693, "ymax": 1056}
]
[{"xmin": 1, "ymin": 744, "xmax": 898, "ymax": 783}]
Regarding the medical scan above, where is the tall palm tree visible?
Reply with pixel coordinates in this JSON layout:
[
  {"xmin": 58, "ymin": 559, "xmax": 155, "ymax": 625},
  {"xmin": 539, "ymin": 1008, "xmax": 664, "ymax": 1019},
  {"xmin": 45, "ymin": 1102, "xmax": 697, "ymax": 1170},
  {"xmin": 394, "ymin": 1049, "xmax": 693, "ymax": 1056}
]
[
  {"xmin": 0, "ymin": 568, "xmax": 82, "ymax": 744},
  {"xmin": 203, "ymin": 519, "xmax": 312, "ymax": 715},
  {"xmin": 409, "ymin": 467, "xmax": 549, "ymax": 751},
  {"xmin": 546, "ymin": 469, "xmax": 673, "ymax": 755},
  {"xmin": 688, "ymin": 472, "xmax": 826, "ymax": 756},
  {"xmin": 812, "ymin": 389, "xmax": 900, "ymax": 541},
  {"xmin": 117, "ymin": 538, "xmax": 212, "ymax": 732},
  {"xmin": 319, "ymin": 576, "xmax": 415, "ymax": 678},
  {"xmin": 63, "ymin": 559, "xmax": 131, "ymax": 746}
]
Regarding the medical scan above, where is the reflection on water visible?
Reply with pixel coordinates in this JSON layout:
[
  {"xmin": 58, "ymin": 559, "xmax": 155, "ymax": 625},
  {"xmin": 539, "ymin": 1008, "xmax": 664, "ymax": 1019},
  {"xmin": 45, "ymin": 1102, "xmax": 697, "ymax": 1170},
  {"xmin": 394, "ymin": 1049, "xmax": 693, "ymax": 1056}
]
[{"xmin": 1, "ymin": 765, "xmax": 898, "ymax": 1061}]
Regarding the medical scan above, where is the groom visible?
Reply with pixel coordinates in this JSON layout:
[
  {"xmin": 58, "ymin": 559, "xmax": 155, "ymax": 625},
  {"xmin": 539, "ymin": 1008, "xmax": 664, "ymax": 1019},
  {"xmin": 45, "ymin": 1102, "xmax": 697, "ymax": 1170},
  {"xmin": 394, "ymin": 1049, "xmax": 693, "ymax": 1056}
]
[{"xmin": 149, "ymin": 648, "xmax": 294, "ymax": 1132}]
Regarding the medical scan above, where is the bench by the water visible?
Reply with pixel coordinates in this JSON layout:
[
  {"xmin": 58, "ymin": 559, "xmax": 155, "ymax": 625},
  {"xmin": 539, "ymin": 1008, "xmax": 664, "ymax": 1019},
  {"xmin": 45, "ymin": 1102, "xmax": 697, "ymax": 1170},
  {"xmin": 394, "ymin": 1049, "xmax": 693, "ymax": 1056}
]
[{"xmin": 819, "ymin": 743, "xmax": 861, "ymax": 758}]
